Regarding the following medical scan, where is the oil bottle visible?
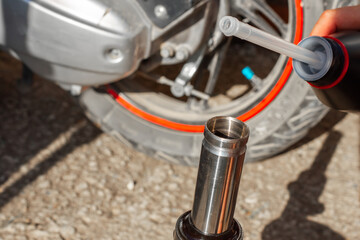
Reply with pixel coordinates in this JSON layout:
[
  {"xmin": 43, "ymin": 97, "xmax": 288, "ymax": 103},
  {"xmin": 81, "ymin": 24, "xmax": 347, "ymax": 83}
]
[{"xmin": 293, "ymin": 31, "xmax": 360, "ymax": 112}]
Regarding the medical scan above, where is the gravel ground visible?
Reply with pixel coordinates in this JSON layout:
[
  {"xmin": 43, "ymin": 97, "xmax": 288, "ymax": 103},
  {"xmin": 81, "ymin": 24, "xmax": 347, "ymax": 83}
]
[{"xmin": 0, "ymin": 52, "xmax": 359, "ymax": 240}]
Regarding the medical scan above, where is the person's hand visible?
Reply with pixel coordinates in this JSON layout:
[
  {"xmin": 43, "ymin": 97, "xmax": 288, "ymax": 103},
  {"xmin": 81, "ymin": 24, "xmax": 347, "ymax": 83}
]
[{"xmin": 311, "ymin": 5, "xmax": 360, "ymax": 36}]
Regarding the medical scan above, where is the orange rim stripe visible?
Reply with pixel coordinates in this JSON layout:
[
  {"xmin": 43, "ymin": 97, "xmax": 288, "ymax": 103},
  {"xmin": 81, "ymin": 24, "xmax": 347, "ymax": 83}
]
[
  {"xmin": 107, "ymin": 89, "xmax": 205, "ymax": 132},
  {"xmin": 108, "ymin": 0, "xmax": 304, "ymax": 133}
]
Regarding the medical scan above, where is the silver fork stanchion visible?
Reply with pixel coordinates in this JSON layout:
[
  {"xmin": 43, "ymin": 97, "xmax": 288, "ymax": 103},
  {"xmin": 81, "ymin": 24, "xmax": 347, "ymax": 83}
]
[{"xmin": 174, "ymin": 116, "xmax": 249, "ymax": 240}]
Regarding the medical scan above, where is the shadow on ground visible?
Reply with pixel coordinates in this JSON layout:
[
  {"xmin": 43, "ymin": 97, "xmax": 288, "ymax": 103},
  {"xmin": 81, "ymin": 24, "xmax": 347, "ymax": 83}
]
[
  {"xmin": 0, "ymin": 53, "xmax": 101, "ymax": 209},
  {"xmin": 262, "ymin": 130, "xmax": 345, "ymax": 240},
  {"xmin": 0, "ymin": 120, "xmax": 100, "ymax": 210},
  {"xmin": 289, "ymin": 109, "xmax": 347, "ymax": 151}
]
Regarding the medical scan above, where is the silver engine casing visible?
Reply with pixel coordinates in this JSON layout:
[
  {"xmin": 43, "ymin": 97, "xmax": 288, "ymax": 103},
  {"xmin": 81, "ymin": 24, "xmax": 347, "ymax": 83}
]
[{"xmin": 0, "ymin": 0, "xmax": 224, "ymax": 86}]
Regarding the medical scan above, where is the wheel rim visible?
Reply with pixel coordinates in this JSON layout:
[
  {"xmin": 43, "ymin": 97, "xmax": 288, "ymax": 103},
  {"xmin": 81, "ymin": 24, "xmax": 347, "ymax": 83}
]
[{"xmin": 107, "ymin": 0, "xmax": 304, "ymax": 133}]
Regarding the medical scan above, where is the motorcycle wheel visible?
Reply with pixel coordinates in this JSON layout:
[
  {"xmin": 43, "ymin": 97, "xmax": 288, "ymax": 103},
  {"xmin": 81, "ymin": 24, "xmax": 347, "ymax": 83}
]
[{"xmin": 79, "ymin": 0, "xmax": 353, "ymax": 165}]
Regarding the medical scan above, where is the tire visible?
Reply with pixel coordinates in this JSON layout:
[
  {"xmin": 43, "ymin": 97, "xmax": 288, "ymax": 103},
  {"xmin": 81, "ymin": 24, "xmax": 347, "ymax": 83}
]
[{"xmin": 79, "ymin": 0, "xmax": 352, "ymax": 165}]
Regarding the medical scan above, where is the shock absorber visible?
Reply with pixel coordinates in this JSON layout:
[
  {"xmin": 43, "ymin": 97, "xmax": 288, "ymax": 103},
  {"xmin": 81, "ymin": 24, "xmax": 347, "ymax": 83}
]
[{"xmin": 174, "ymin": 116, "xmax": 249, "ymax": 240}]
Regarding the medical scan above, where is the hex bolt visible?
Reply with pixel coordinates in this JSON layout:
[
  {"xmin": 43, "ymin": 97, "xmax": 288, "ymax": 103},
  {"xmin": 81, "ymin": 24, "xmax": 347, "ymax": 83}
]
[
  {"xmin": 160, "ymin": 45, "xmax": 175, "ymax": 58},
  {"xmin": 106, "ymin": 48, "xmax": 124, "ymax": 63},
  {"xmin": 70, "ymin": 85, "xmax": 82, "ymax": 96},
  {"xmin": 154, "ymin": 5, "xmax": 168, "ymax": 19},
  {"xmin": 175, "ymin": 46, "xmax": 190, "ymax": 61},
  {"xmin": 171, "ymin": 83, "xmax": 185, "ymax": 98}
]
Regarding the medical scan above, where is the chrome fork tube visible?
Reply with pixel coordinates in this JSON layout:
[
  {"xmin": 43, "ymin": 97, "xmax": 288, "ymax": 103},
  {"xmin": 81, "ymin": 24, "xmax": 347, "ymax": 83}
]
[{"xmin": 191, "ymin": 116, "xmax": 249, "ymax": 234}]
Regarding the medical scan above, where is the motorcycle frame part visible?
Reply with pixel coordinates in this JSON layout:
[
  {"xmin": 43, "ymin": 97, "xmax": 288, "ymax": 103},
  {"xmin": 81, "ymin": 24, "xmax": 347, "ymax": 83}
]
[
  {"xmin": 170, "ymin": 32, "xmax": 231, "ymax": 100},
  {"xmin": 170, "ymin": 45, "xmax": 208, "ymax": 98},
  {"xmin": 145, "ymin": 20, "xmax": 232, "ymax": 100},
  {"xmin": 174, "ymin": 211, "xmax": 243, "ymax": 240},
  {"xmin": 135, "ymin": 0, "xmax": 202, "ymax": 29},
  {"xmin": 136, "ymin": 71, "xmax": 210, "ymax": 100},
  {"xmin": 202, "ymin": 37, "xmax": 232, "ymax": 95},
  {"xmin": 0, "ymin": 0, "xmax": 221, "ymax": 87},
  {"xmin": 143, "ymin": 0, "xmax": 229, "ymax": 68}
]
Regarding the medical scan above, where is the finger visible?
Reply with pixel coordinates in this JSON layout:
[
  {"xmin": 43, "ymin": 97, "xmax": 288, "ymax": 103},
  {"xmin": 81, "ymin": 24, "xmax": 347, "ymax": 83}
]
[
  {"xmin": 310, "ymin": 10, "xmax": 337, "ymax": 36},
  {"xmin": 311, "ymin": 5, "xmax": 360, "ymax": 36}
]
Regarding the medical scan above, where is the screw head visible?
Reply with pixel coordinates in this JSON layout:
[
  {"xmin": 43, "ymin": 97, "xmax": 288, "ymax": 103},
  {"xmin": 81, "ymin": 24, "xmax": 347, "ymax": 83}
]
[
  {"xmin": 175, "ymin": 47, "xmax": 189, "ymax": 61},
  {"xmin": 154, "ymin": 5, "xmax": 168, "ymax": 19},
  {"xmin": 106, "ymin": 48, "xmax": 123, "ymax": 63},
  {"xmin": 171, "ymin": 83, "xmax": 185, "ymax": 97},
  {"xmin": 160, "ymin": 45, "xmax": 175, "ymax": 58}
]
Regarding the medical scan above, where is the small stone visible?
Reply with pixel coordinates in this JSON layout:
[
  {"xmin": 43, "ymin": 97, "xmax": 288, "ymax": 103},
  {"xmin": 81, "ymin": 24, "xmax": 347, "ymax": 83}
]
[
  {"xmin": 62, "ymin": 174, "xmax": 77, "ymax": 181},
  {"xmin": 95, "ymin": 139, "xmax": 103, "ymax": 146},
  {"xmin": 20, "ymin": 165, "xmax": 29, "ymax": 173},
  {"xmin": 153, "ymin": 185, "xmax": 161, "ymax": 191},
  {"xmin": 28, "ymin": 230, "xmax": 49, "ymax": 239},
  {"xmin": 74, "ymin": 182, "xmax": 88, "ymax": 192},
  {"xmin": 265, "ymin": 184, "xmax": 275, "ymax": 191},
  {"xmin": 167, "ymin": 183, "xmax": 178, "ymax": 191},
  {"xmin": 149, "ymin": 213, "xmax": 163, "ymax": 223},
  {"xmin": 127, "ymin": 181, "xmax": 135, "ymax": 191},
  {"xmin": 47, "ymin": 221, "xmax": 60, "ymax": 233},
  {"xmin": 38, "ymin": 180, "xmax": 51, "ymax": 189},
  {"xmin": 127, "ymin": 206, "xmax": 136, "ymax": 212},
  {"xmin": 258, "ymin": 210, "xmax": 271, "ymax": 219},
  {"xmin": 79, "ymin": 190, "xmax": 91, "ymax": 197},
  {"xmin": 77, "ymin": 207, "xmax": 88, "ymax": 215},
  {"xmin": 89, "ymin": 161, "xmax": 97, "ymax": 167},
  {"xmin": 244, "ymin": 194, "xmax": 258, "ymax": 204},
  {"xmin": 2, "ymin": 223, "xmax": 16, "ymax": 233},
  {"xmin": 103, "ymin": 148, "xmax": 113, "ymax": 156},
  {"xmin": 114, "ymin": 196, "xmax": 126, "ymax": 203},
  {"xmin": 112, "ymin": 208, "xmax": 121, "ymax": 216},
  {"xmin": 14, "ymin": 223, "xmax": 27, "ymax": 231},
  {"xmin": 60, "ymin": 226, "xmax": 76, "ymax": 239},
  {"xmin": 13, "ymin": 236, "xmax": 28, "ymax": 240},
  {"xmin": 256, "ymin": 164, "xmax": 264, "ymax": 171},
  {"xmin": 81, "ymin": 216, "xmax": 92, "ymax": 224},
  {"xmin": 97, "ymin": 190, "xmax": 104, "ymax": 197},
  {"xmin": 85, "ymin": 176, "xmax": 98, "ymax": 185}
]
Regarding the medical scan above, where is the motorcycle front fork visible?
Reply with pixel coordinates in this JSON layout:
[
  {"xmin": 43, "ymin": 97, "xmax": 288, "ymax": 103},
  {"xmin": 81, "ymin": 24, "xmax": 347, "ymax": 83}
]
[{"xmin": 174, "ymin": 116, "xmax": 248, "ymax": 240}]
